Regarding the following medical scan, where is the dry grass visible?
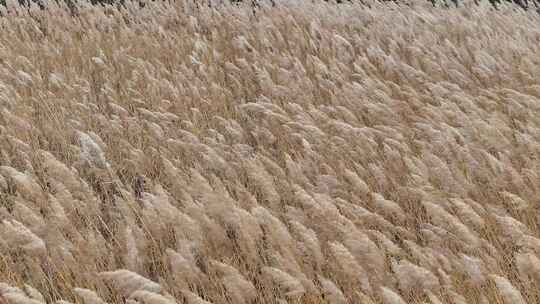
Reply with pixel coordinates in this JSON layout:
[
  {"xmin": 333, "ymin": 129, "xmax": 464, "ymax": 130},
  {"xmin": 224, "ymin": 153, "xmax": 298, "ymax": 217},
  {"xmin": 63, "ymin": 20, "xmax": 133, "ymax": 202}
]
[{"xmin": 0, "ymin": 0, "xmax": 539, "ymax": 303}]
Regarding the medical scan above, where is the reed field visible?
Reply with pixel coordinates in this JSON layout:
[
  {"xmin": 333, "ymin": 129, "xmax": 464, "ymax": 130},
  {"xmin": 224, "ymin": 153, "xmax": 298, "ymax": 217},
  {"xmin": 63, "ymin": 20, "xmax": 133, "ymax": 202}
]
[{"xmin": 0, "ymin": 0, "xmax": 539, "ymax": 303}]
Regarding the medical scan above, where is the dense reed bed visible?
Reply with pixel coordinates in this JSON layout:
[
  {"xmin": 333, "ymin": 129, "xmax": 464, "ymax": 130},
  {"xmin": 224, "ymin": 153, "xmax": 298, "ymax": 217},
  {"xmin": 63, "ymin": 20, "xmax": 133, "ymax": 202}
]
[{"xmin": 0, "ymin": 0, "xmax": 539, "ymax": 303}]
